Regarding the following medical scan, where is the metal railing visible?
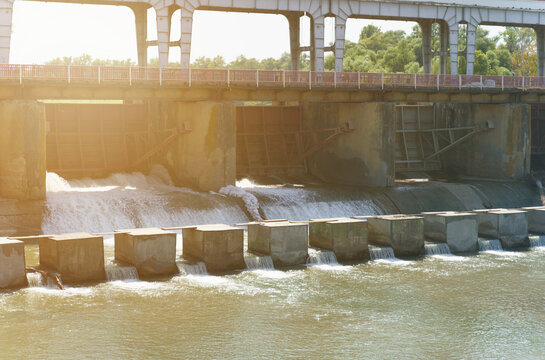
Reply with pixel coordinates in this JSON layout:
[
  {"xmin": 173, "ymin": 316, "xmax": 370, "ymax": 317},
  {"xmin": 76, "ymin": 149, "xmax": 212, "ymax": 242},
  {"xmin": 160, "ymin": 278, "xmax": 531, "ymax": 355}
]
[{"xmin": 0, "ymin": 64, "xmax": 542, "ymax": 92}]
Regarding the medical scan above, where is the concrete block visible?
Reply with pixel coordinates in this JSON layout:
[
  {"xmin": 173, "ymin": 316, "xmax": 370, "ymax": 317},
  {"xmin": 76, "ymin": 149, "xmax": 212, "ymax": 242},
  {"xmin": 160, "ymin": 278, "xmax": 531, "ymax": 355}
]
[
  {"xmin": 115, "ymin": 228, "xmax": 177, "ymax": 277},
  {"xmin": 521, "ymin": 206, "xmax": 545, "ymax": 233},
  {"xmin": 182, "ymin": 224, "xmax": 244, "ymax": 272},
  {"xmin": 0, "ymin": 239, "xmax": 27, "ymax": 289},
  {"xmin": 367, "ymin": 215, "xmax": 424, "ymax": 257},
  {"xmin": 309, "ymin": 218, "xmax": 369, "ymax": 261},
  {"xmin": 248, "ymin": 221, "xmax": 308, "ymax": 267},
  {"xmin": 39, "ymin": 233, "xmax": 105, "ymax": 284},
  {"xmin": 473, "ymin": 209, "xmax": 529, "ymax": 248},
  {"xmin": 423, "ymin": 212, "xmax": 478, "ymax": 253}
]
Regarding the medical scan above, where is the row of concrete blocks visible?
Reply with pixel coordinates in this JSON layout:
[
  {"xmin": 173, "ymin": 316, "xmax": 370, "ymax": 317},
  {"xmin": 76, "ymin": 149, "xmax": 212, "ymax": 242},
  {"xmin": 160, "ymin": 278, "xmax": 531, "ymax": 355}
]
[{"xmin": 1, "ymin": 206, "xmax": 543, "ymax": 288}]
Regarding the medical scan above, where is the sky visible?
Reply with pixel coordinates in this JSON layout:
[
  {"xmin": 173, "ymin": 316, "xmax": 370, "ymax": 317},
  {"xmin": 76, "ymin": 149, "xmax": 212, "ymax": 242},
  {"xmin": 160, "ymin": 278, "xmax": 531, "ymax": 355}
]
[{"xmin": 10, "ymin": 2, "xmax": 504, "ymax": 65}]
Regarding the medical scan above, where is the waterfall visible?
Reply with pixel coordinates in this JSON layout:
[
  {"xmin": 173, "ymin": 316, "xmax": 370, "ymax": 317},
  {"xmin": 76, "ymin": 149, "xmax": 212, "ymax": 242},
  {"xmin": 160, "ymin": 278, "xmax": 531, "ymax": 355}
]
[
  {"xmin": 25, "ymin": 270, "xmax": 64, "ymax": 289},
  {"xmin": 26, "ymin": 273, "xmax": 44, "ymax": 287},
  {"xmin": 529, "ymin": 235, "xmax": 545, "ymax": 248},
  {"xmin": 536, "ymin": 179, "xmax": 545, "ymax": 205},
  {"xmin": 43, "ymin": 166, "xmax": 248, "ymax": 234},
  {"xmin": 478, "ymin": 239, "xmax": 503, "ymax": 252},
  {"xmin": 425, "ymin": 243, "xmax": 452, "ymax": 256},
  {"xmin": 369, "ymin": 247, "xmax": 396, "ymax": 260},
  {"xmin": 177, "ymin": 262, "xmax": 207, "ymax": 275},
  {"xmin": 244, "ymin": 254, "xmax": 275, "ymax": 270},
  {"xmin": 105, "ymin": 266, "xmax": 139, "ymax": 282},
  {"xmin": 306, "ymin": 249, "xmax": 339, "ymax": 265}
]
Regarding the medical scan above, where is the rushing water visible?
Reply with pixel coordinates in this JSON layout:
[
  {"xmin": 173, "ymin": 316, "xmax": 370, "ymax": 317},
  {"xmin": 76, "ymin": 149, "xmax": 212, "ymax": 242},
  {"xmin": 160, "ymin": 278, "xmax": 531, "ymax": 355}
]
[{"xmin": 2, "ymin": 170, "xmax": 544, "ymax": 358}]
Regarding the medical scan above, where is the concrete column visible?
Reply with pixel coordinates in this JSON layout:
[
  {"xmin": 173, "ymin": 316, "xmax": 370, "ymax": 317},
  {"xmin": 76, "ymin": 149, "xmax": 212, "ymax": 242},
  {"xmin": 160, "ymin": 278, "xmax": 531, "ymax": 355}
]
[
  {"xmin": 180, "ymin": 8, "xmax": 193, "ymax": 68},
  {"xmin": 131, "ymin": 5, "xmax": 148, "ymax": 67},
  {"xmin": 286, "ymin": 13, "xmax": 301, "ymax": 70},
  {"xmin": 440, "ymin": 22, "xmax": 449, "ymax": 74},
  {"xmin": 334, "ymin": 16, "xmax": 346, "ymax": 73},
  {"xmin": 312, "ymin": 16, "xmax": 325, "ymax": 72},
  {"xmin": 0, "ymin": 0, "xmax": 13, "ymax": 64},
  {"xmin": 449, "ymin": 22, "xmax": 459, "ymax": 75},
  {"xmin": 155, "ymin": 6, "xmax": 171, "ymax": 68},
  {"xmin": 466, "ymin": 23, "xmax": 477, "ymax": 75},
  {"xmin": 420, "ymin": 20, "xmax": 433, "ymax": 74},
  {"xmin": 536, "ymin": 27, "xmax": 545, "ymax": 76}
]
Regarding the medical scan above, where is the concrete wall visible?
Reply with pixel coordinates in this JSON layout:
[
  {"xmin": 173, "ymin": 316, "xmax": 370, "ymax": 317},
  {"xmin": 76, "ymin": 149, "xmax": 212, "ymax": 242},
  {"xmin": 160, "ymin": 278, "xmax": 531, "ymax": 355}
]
[
  {"xmin": 0, "ymin": 100, "xmax": 46, "ymax": 200},
  {"xmin": 149, "ymin": 101, "xmax": 236, "ymax": 192},
  {"xmin": 442, "ymin": 103, "xmax": 531, "ymax": 180},
  {"xmin": 302, "ymin": 102, "xmax": 395, "ymax": 187}
]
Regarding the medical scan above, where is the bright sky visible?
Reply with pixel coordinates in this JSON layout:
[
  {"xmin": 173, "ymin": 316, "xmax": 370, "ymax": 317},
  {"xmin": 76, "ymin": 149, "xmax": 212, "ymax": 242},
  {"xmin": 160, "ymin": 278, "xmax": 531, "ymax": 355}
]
[{"xmin": 10, "ymin": 2, "xmax": 504, "ymax": 64}]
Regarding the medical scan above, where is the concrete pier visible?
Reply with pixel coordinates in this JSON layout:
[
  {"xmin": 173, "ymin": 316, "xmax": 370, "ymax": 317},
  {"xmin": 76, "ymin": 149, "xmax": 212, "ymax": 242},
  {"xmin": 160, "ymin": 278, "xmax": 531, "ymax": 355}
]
[
  {"xmin": 423, "ymin": 212, "xmax": 479, "ymax": 253},
  {"xmin": 521, "ymin": 206, "xmax": 545, "ymax": 234},
  {"xmin": 115, "ymin": 228, "xmax": 177, "ymax": 277},
  {"xmin": 473, "ymin": 209, "xmax": 529, "ymax": 248},
  {"xmin": 248, "ymin": 221, "xmax": 308, "ymax": 267},
  {"xmin": 0, "ymin": 238, "xmax": 27, "ymax": 288},
  {"xmin": 367, "ymin": 215, "xmax": 424, "ymax": 257},
  {"xmin": 39, "ymin": 233, "xmax": 105, "ymax": 284},
  {"xmin": 309, "ymin": 218, "xmax": 369, "ymax": 261},
  {"xmin": 182, "ymin": 224, "xmax": 245, "ymax": 272}
]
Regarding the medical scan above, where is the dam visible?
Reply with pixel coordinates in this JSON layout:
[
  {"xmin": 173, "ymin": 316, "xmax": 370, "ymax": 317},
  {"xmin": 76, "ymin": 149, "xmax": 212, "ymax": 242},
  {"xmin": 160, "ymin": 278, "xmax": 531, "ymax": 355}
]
[{"xmin": 2, "ymin": 0, "xmax": 545, "ymax": 358}]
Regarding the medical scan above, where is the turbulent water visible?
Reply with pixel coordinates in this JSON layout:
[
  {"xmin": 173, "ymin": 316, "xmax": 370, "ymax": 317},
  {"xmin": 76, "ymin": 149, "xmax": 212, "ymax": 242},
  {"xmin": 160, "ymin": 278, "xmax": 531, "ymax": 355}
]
[{"xmin": 2, "ymin": 170, "xmax": 545, "ymax": 358}]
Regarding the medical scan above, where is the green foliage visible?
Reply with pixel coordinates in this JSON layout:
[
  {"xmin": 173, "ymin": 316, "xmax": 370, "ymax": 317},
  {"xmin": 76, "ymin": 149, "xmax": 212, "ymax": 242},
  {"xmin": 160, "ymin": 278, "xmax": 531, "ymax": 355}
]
[{"xmin": 45, "ymin": 26, "xmax": 538, "ymax": 76}]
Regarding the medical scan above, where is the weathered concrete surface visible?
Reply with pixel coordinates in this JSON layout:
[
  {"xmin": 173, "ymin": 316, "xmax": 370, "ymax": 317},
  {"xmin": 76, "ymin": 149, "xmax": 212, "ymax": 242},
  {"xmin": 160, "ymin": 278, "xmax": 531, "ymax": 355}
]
[
  {"xmin": 248, "ymin": 221, "xmax": 308, "ymax": 266},
  {"xmin": 521, "ymin": 206, "xmax": 545, "ymax": 234},
  {"xmin": 115, "ymin": 228, "xmax": 177, "ymax": 277},
  {"xmin": 0, "ymin": 238, "xmax": 27, "ymax": 289},
  {"xmin": 149, "ymin": 101, "xmax": 236, "ymax": 192},
  {"xmin": 0, "ymin": 199, "xmax": 43, "ymax": 237},
  {"xmin": 302, "ymin": 102, "xmax": 395, "ymax": 187},
  {"xmin": 442, "ymin": 103, "xmax": 530, "ymax": 180},
  {"xmin": 423, "ymin": 212, "xmax": 478, "ymax": 253},
  {"xmin": 39, "ymin": 233, "xmax": 105, "ymax": 284},
  {"xmin": 309, "ymin": 217, "xmax": 369, "ymax": 261},
  {"xmin": 0, "ymin": 100, "xmax": 46, "ymax": 200},
  {"xmin": 182, "ymin": 224, "xmax": 245, "ymax": 272},
  {"xmin": 473, "ymin": 209, "xmax": 529, "ymax": 248},
  {"xmin": 367, "ymin": 215, "xmax": 424, "ymax": 257}
]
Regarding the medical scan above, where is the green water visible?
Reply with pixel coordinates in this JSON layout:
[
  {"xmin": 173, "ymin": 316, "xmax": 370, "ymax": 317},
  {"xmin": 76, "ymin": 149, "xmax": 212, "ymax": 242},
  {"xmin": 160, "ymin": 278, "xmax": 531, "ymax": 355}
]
[{"xmin": 1, "ymin": 247, "xmax": 544, "ymax": 359}]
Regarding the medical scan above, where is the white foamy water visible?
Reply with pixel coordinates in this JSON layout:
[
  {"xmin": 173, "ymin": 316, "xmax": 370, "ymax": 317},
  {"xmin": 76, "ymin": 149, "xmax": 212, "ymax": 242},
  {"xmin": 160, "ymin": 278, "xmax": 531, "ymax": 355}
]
[
  {"xmin": 177, "ymin": 262, "xmax": 207, "ymax": 276},
  {"xmin": 105, "ymin": 266, "xmax": 139, "ymax": 282},
  {"xmin": 236, "ymin": 181, "xmax": 382, "ymax": 221},
  {"xmin": 529, "ymin": 235, "xmax": 545, "ymax": 248},
  {"xmin": 369, "ymin": 247, "xmax": 396, "ymax": 260},
  {"xmin": 478, "ymin": 239, "xmax": 503, "ymax": 252},
  {"xmin": 425, "ymin": 243, "xmax": 452, "ymax": 256},
  {"xmin": 43, "ymin": 166, "xmax": 248, "ymax": 234},
  {"xmin": 244, "ymin": 254, "xmax": 275, "ymax": 270},
  {"xmin": 218, "ymin": 185, "xmax": 262, "ymax": 221},
  {"xmin": 307, "ymin": 249, "xmax": 338, "ymax": 265}
]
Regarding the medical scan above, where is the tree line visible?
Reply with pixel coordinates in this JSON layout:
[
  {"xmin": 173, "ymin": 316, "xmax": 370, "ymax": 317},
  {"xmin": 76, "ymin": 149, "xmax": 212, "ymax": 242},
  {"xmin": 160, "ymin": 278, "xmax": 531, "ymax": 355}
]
[{"xmin": 46, "ymin": 25, "xmax": 537, "ymax": 76}]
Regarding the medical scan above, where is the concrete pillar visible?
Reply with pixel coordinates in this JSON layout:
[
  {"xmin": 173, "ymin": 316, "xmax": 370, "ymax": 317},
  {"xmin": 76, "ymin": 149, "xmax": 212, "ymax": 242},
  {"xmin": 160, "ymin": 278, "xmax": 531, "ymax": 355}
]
[
  {"xmin": 449, "ymin": 22, "xmax": 459, "ymax": 75},
  {"xmin": 0, "ymin": 101, "xmax": 46, "ymax": 200},
  {"xmin": 367, "ymin": 215, "xmax": 425, "ymax": 257},
  {"xmin": 0, "ymin": 0, "xmax": 12, "ymax": 64},
  {"xmin": 180, "ymin": 8, "xmax": 193, "ymax": 68},
  {"xmin": 286, "ymin": 13, "xmax": 301, "ymax": 70},
  {"xmin": 334, "ymin": 16, "xmax": 346, "ymax": 73},
  {"xmin": 521, "ymin": 206, "xmax": 545, "ymax": 233},
  {"xmin": 248, "ymin": 221, "xmax": 308, "ymax": 267},
  {"xmin": 466, "ymin": 23, "xmax": 478, "ymax": 75},
  {"xmin": 39, "ymin": 233, "xmax": 106, "ymax": 284},
  {"xmin": 309, "ymin": 218, "xmax": 369, "ymax": 261},
  {"xmin": 312, "ymin": 16, "xmax": 325, "ymax": 72},
  {"xmin": 131, "ymin": 4, "xmax": 148, "ymax": 67},
  {"xmin": 423, "ymin": 212, "xmax": 478, "ymax": 253},
  {"xmin": 536, "ymin": 27, "xmax": 545, "ymax": 77},
  {"xmin": 473, "ymin": 209, "xmax": 529, "ymax": 249},
  {"xmin": 0, "ymin": 238, "xmax": 26, "ymax": 289},
  {"xmin": 115, "ymin": 228, "xmax": 177, "ymax": 277},
  {"xmin": 155, "ymin": 6, "xmax": 171, "ymax": 67},
  {"xmin": 182, "ymin": 224, "xmax": 245, "ymax": 272},
  {"xmin": 420, "ymin": 20, "xmax": 433, "ymax": 74},
  {"xmin": 440, "ymin": 22, "xmax": 449, "ymax": 74}
]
